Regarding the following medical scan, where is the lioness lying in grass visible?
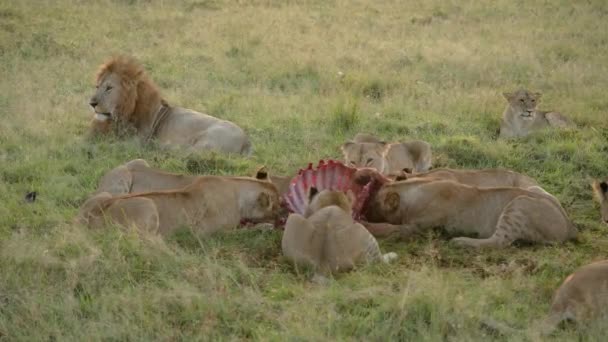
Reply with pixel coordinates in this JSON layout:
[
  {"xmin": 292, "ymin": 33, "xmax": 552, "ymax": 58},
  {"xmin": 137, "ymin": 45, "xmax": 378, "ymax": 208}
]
[
  {"xmin": 95, "ymin": 159, "xmax": 291, "ymax": 196},
  {"xmin": 354, "ymin": 169, "xmax": 577, "ymax": 248},
  {"xmin": 78, "ymin": 174, "xmax": 281, "ymax": 235},
  {"xmin": 341, "ymin": 133, "xmax": 432, "ymax": 174},
  {"xmin": 282, "ymin": 188, "xmax": 396, "ymax": 282}
]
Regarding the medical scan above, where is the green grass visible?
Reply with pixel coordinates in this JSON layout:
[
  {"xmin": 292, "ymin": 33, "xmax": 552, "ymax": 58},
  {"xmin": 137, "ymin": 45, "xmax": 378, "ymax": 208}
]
[{"xmin": 1, "ymin": 0, "xmax": 608, "ymax": 340}]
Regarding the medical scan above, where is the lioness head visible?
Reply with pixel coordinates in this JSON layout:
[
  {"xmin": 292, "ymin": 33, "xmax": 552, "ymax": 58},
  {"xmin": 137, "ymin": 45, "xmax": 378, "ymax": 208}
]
[
  {"xmin": 89, "ymin": 56, "xmax": 162, "ymax": 125},
  {"xmin": 304, "ymin": 187, "xmax": 353, "ymax": 217},
  {"xmin": 239, "ymin": 181, "xmax": 282, "ymax": 223},
  {"xmin": 341, "ymin": 141, "xmax": 388, "ymax": 171},
  {"xmin": 592, "ymin": 180, "xmax": 608, "ymax": 224},
  {"xmin": 503, "ymin": 89, "xmax": 542, "ymax": 120}
]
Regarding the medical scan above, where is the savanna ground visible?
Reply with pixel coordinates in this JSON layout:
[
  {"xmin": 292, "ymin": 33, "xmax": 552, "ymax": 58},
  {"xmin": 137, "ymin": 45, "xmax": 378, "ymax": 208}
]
[{"xmin": 1, "ymin": 0, "xmax": 608, "ymax": 340}]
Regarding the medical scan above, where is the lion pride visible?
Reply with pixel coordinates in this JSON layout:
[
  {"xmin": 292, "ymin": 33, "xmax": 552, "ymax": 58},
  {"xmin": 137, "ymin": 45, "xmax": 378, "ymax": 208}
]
[{"xmin": 88, "ymin": 56, "xmax": 252, "ymax": 155}]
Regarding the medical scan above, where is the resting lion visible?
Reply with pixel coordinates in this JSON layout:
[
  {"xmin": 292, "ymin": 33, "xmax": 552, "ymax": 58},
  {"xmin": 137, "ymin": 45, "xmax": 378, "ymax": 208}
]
[
  {"xmin": 282, "ymin": 188, "xmax": 396, "ymax": 282},
  {"xmin": 592, "ymin": 179, "xmax": 608, "ymax": 224},
  {"xmin": 88, "ymin": 56, "xmax": 252, "ymax": 155},
  {"xmin": 357, "ymin": 170, "xmax": 577, "ymax": 248},
  {"xmin": 392, "ymin": 167, "xmax": 539, "ymax": 189},
  {"xmin": 78, "ymin": 174, "xmax": 280, "ymax": 235},
  {"xmin": 341, "ymin": 133, "xmax": 432, "ymax": 174},
  {"xmin": 499, "ymin": 89, "xmax": 574, "ymax": 138},
  {"xmin": 94, "ymin": 159, "xmax": 291, "ymax": 196}
]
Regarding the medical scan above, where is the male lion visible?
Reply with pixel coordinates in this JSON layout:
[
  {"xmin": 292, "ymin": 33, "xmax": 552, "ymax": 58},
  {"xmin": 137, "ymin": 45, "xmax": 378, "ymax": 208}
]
[
  {"xmin": 89, "ymin": 56, "xmax": 252, "ymax": 155},
  {"xmin": 94, "ymin": 159, "xmax": 290, "ymax": 196},
  {"xmin": 358, "ymin": 171, "xmax": 577, "ymax": 248},
  {"xmin": 499, "ymin": 89, "xmax": 574, "ymax": 138},
  {"xmin": 77, "ymin": 175, "xmax": 280, "ymax": 235},
  {"xmin": 341, "ymin": 133, "xmax": 432, "ymax": 174},
  {"xmin": 282, "ymin": 188, "xmax": 396, "ymax": 282},
  {"xmin": 592, "ymin": 179, "xmax": 608, "ymax": 224}
]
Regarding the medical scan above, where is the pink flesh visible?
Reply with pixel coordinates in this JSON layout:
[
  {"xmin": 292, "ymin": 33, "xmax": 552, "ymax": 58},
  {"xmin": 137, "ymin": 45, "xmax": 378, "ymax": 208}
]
[{"xmin": 283, "ymin": 160, "xmax": 385, "ymax": 220}]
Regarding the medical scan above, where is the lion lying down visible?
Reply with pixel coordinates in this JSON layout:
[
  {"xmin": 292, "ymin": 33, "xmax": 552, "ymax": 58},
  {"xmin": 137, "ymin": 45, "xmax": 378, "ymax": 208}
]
[
  {"xmin": 78, "ymin": 174, "xmax": 281, "ymax": 235},
  {"xmin": 392, "ymin": 167, "xmax": 539, "ymax": 189},
  {"xmin": 341, "ymin": 133, "xmax": 432, "ymax": 174},
  {"xmin": 89, "ymin": 56, "xmax": 252, "ymax": 155},
  {"xmin": 355, "ymin": 169, "xmax": 577, "ymax": 248},
  {"xmin": 282, "ymin": 188, "xmax": 396, "ymax": 282},
  {"xmin": 94, "ymin": 158, "xmax": 291, "ymax": 196}
]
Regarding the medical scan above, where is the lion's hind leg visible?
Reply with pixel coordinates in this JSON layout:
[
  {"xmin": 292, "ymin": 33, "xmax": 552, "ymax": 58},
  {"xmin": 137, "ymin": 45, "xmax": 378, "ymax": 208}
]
[
  {"xmin": 452, "ymin": 196, "xmax": 532, "ymax": 249},
  {"xmin": 105, "ymin": 197, "xmax": 160, "ymax": 234}
]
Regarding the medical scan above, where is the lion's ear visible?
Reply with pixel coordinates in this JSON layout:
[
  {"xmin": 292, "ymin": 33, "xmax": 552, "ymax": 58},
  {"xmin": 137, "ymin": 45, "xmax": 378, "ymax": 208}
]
[
  {"xmin": 395, "ymin": 169, "xmax": 409, "ymax": 181},
  {"xmin": 341, "ymin": 141, "xmax": 354, "ymax": 153},
  {"xmin": 255, "ymin": 166, "xmax": 269, "ymax": 181},
  {"xmin": 257, "ymin": 192, "xmax": 271, "ymax": 208},
  {"xmin": 593, "ymin": 180, "xmax": 608, "ymax": 200},
  {"xmin": 383, "ymin": 191, "xmax": 400, "ymax": 212},
  {"xmin": 308, "ymin": 187, "xmax": 319, "ymax": 202},
  {"xmin": 532, "ymin": 92, "xmax": 542, "ymax": 100},
  {"xmin": 502, "ymin": 92, "xmax": 514, "ymax": 101}
]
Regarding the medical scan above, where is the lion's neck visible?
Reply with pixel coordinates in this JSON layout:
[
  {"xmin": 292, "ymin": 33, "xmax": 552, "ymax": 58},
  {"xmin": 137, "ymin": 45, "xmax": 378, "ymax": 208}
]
[{"xmin": 130, "ymin": 80, "xmax": 165, "ymax": 134}]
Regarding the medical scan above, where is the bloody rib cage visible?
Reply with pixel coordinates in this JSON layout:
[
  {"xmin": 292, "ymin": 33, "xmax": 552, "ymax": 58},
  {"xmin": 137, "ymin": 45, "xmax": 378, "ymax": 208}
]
[{"xmin": 283, "ymin": 160, "xmax": 389, "ymax": 221}]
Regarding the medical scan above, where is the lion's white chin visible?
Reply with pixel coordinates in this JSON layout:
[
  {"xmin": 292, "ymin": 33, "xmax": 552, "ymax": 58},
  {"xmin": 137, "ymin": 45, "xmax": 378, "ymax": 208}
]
[{"xmin": 94, "ymin": 113, "xmax": 111, "ymax": 122}]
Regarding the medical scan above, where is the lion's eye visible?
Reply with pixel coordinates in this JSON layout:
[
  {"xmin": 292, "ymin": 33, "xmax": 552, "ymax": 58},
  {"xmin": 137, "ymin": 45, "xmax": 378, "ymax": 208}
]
[
  {"xmin": 531, "ymin": 99, "xmax": 535, "ymax": 103},
  {"xmin": 350, "ymin": 161, "xmax": 357, "ymax": 165},
  {"xmin": 366, "ymin": 158, "xmax": 373, "ymax": 165},
  {"xmin": 519, "ymin": 99, "xmax": 525, "ymax": 103},
  {"xmin": 106, "ymin": 86, "xmax": 113, "ymax": 92}
]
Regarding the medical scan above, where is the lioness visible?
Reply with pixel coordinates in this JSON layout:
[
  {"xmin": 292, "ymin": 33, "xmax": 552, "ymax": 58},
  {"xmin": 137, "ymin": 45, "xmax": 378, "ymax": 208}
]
[
  {"xmin": 392, "ymin": 167, "xmax": 539, "ymax": 188},
  {"xmin": 95, "ymin": 159, "xmax": 291, "ymax": 196},
  {"xmin": 89, "ymin": 56, "xmax": 252, "ymax": 155},
  {"xmin": 78, "ymin": 175, "xmax": 280, "ymax": 235},
  {"xmin": 341, "ymin": 133, "xmax": 432, "ymax": 174},
  {"xmin": 361, "ymin": 176, "xmax": 577, "ymax": 248},
  {"xmin": 592, "ymin": 180, "xmax": 608, "ymax": 224},
  {"xmin": 483, "ymin": 260, "xmax": 608, "ymax": 336},
  {"xmin": 538, "ymin": 260, "xmax": 608, "ymax": 334},
  {"xmin": 499, "ymin": 89, "xmax": 574, "ymax": 138},
  {"xmin": 282, "ymin": 188, "xmax": 396, "ymax": 282}
]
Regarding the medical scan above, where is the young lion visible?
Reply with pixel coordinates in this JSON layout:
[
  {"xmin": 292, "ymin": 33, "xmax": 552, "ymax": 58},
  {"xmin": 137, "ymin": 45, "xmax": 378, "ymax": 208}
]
[
  {"xmin": 363, "ymin": 178, "xmax": 577, "ymax": 248},
  {"xmin": 499, "ymin": 89, "xmax": 574, "ymax": 138},
  {"xmin": 94, "ymin": 159, "xmax": 291, "ymax": 196},
  {"xmin": 282, "ymin": 188, "xmax": 396, "ymax": 282},
  {"xmin": 78, "ymin": 175, "xmax": 281, "ymax": 235},
  {"xmin": 88, "ymin": 56, "xmax": 252, "ymax": 155},
  {"xmin": 592, "ymin": 180, "xmax": 608, "ymax": 224},
  {"xmin": 392, "ymin": 167, "xmax": 539, "ymax": 189},
  {"xmin": 341, "ymin": 133, "xmax": 432, "ymax": 174}
]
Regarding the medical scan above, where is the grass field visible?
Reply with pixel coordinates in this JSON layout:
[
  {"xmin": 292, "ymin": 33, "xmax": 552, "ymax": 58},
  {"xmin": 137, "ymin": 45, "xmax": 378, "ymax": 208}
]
[{"xmin": 1, "ymin": 0, "xmax": 608, "ymax": 340}]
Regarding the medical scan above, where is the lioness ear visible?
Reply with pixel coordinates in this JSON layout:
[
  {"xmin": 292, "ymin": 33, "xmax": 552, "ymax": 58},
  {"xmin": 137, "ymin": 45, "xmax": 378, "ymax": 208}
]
[
  {"xmin": 308, "ymin": 187, "xmax": 319, "ymax": 202},
  {"xmin": 383, "ymin": 191, "xmax": 400, "ymax": 212},
  {"xmin": 502, "ymin": 92, "xmax": 514, "ymax": 101},
  {"xmin": 532, "ymin": 92, "xmax": 542, "ymax": 100},
  {"xmin": 395, "ymin": 170, "xmax": 408, "ymax": 181},
  {"xmin": 341, "ymin": 141, "xmax": 354, "ymax": 153},
  {"xmin": 255, "ymin": 166, "xmax": 269, "ymax": 181},
  {"xmin": 257, "ymin": 192, "xmax": 271, "ymax": 208}
]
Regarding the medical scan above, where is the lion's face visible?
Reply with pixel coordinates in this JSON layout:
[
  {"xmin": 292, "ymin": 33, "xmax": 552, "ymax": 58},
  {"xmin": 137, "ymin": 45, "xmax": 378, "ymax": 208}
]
[
  {"xmin": 241, "ymin": 188, "xmax": 281, "ymax": 223},
  {"xmin": 592, "ymin": 180, "xmax": 608, "ymax": 224},
  {"xmin": 341, "ymin": 141, "xmax": 386, "ymax": 171},
  {"xmin": 503, "ymin": 89, "xmax": 542, "ymax": 121},
  {"xmin": 89, "ymin": 72, "xmax": 133, "ymax": 121}
]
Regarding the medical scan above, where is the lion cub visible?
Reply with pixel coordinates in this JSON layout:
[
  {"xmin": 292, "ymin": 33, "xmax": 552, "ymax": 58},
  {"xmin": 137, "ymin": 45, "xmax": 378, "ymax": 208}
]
[
  {"xmin": 364, "ymin": 178, "xmax": 577, "ymax": 248},
  {"xmin": 282, "ymin": 188, "xmax": 396, "ymax": 282},
  {"xmin": 341, "ymin": 133, "xmax": 432, "ymax": 174},
  {"xmin": 537, "ymin": 260, "xmax": 608, "ymax": 335},
  {"xmin": 592, "ymin": 180, "xmax": 608, "ymax": 224},
  {"xmin": 78, "ymin": 175, "xmax": 281, "ymax": 235},
  {"xmin": 499, "ymin": 89, "xmax": 574, "ymax": 138}
]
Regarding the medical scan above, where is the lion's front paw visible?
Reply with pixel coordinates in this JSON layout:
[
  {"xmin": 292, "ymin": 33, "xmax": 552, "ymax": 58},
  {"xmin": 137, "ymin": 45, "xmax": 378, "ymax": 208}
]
[{"xmin": 450, "ymin": 237, "xmax": 478, "ymax": 248}]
